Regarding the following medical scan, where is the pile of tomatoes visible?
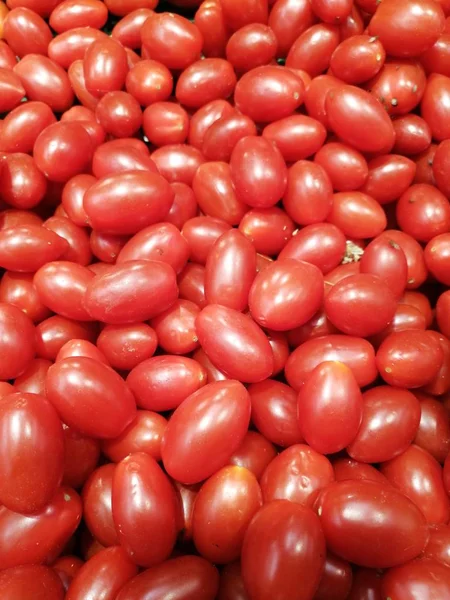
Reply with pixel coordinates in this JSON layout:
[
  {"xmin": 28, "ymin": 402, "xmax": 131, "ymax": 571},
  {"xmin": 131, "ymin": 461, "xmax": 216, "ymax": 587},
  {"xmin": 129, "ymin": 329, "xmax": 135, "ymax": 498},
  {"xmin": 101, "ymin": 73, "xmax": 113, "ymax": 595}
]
[{"xmin": 0, "ymin": 0, "xmax": 450, "ymax": 596}]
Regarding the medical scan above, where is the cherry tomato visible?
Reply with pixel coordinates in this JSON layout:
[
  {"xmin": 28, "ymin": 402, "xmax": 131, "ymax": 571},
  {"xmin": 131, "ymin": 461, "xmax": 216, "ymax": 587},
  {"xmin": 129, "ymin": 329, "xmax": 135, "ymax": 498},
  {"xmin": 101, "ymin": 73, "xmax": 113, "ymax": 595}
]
[
  {"xmin": 316, "ymin": 479, "xmax": 428, "ymax": 567},
  {"xmin": 44, "ymin": 215, "xmax": 92, "ymax": 266},
  {"xmin": 0, "ymin": 302, "xmax": 35, "ymax": 380},
  {"xmin": 82, "ymin": 463, "xmax": 118, "ymax": 547},
  {"xmin": 103, "ymin": 0, "xmax": 157, "ymax": 16},
  {"xmin": 238, "ymin": 207, "xmax": 294, "ymax": 256},
  {"xmin": 196, "ymin": 305, "xmax": 273, "ymax": 383},
  {"xmin": 347, "ymin": 386, "xmax": 421, "ymax": 463},
  {"xmin": 381, "ymin": 445, "xmax": 450, "ymax": 524},
  {"xmin": 125, "ymin": 59, "xmax": 172, "ymax": 106},
  {"xmin": 330, "ymin": 35, "xmax": 385, "ymax": 84},
  {"xmin": 83, "ymin": 37, "xmax": 128, "ymax": 98},
  {"xmin": 0, "ymin": 67, "xmax": 25, "ymax": 112},
  {"xmin": 116, "ymin": 555, "xmax": 220, "ymax": 600},
  {"xmin": 96, "ymin": 323, "xmax": 157, "ymax": 371},
  {"xmin": 396, "ymin": 183, "xmax": 450, "ymax": 242},
  {"xmin": 127, "ymin": 355, "xmax": 207, "ymax": 411},
  {"xmin": 112, "ymin": 453, "xmax": 178, "ymax": 566},
  {"xmin": 229, "ymin": 431, "xmax": 276, "ymax": 480},
  {"xmin": 176, "ymin": 58, "xmax": 236, "ymax": 108},
  {"xmin": 111, "ymin": 8, "xmax": 153, "ymax": 48},
  {"xmin": 143, "ymin": 102, "xmax": 189, "ymax": 147},
  {"xmin": 414, "ymin": 392, "xmax": 450, "ymax": 462},
  {"xmin": 50, "ymin": 0, "xmax": 108, "ymax": 32},
  {"xmin": 314, "ymin": 142, "xmax": 368, "ymax": 192},
  {"xmin": 327, "ymin": 191, "xmax": 387, "ymax": 238},
  {"xmin": 46, "ymin": 357, "xmax": 136, "ymax": 439},
  {"xmin": 0, "ymin": 101, "xmax": 56, "ymax": 154},
  {"xmin": 235, "ymin": 65, "xmax": 304, "ymax": 123},
  {"xmin": 421, "ymin": 73, "xmax": 450, "ymax": 141},
  {"xmin": 422, "ymin": 524, "xmax": 450, "ymax": 567},
  {"xmin": 152, "ymin": 144, "xmax": 205, "ymax": 186},
  {"xmin": 381, "ymin": 558, "xmax": 450, "ymax": 599},
  {"xmin": 3, "ymin": 7, "xmax": 52, "ymax": 58},
  {"xmin": 0, "ymin": 565, "xmax": 65, "ymax": 600},
  {"xmin": 61, "ymin": 424, "xmax": 100, "ymax": 489},
  {"xmin": 283, "ymin": 160, "xmax": 333, "ymax": 225},
  {"xmin": 286, "ymin": 24, "xmax": 340, "ymax": 78},
  {"xmin": 263, "ymin": 115, "xmax": 326, "ymax": 163},
  {"xmin": 192, "ymin": 465, "xmax": 262, "ymax": 563},
  {"xmin": 268, "ymin": 0, "xmax": 315, "ymax": 58},
  {"xmin": 241, "ymin": 500, "xmax": 326, "ymax": 600},
  {"xmin": 0, "ymin": 271, "xmax": 50, "ymax": 323},
  {"xmin": 226, "ymin": 23, "xmax": 276, "ymax": 72},
  {"xmin": 368, "ymin": 0, "xmax": 445, "ymax": 57},
  {"xmin": 315, "ymin": 554, "xmax": 353, "ymax": 600},
  {"xmin": 161, "ymin": 380, "xmax": 251, "ymax": 484},
  {"xmin": 376, "ymin": 329, "xmax": 444, "ymax": 388}
]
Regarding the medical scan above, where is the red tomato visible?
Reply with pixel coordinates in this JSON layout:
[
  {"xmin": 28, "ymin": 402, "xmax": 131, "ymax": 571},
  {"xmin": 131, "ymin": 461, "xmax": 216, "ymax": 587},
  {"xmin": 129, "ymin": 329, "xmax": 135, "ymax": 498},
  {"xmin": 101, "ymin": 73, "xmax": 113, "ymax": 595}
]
[
  {"xmin": 241, "ymin": 500, "xmax": 326, "ymax": 600},
  {"xmin": 249, "ymin": 259, "xmax": 324, "ymax": 331},
  {"xmin": 326, "ymin": 85, "xmax": 395, "ymax": 153},
  {"xmin": 0, "ymin": 565, "xmax": 65, "ymax": 600},
  {"xmin": 368, "ymin": 0, "xmax": 445, "ymax": 57},
  {"xmin": 82, "ymin": 464, "xmax": 118, "ymax": 547},
  {"xmin": 0, "ymin": 392, "xmax": 64, "ymax": 514},
  {"xmin": 0, "ymin": 67, "xmax": 24, "ymax": 112},
  {"xmin": 268, "ymin": 0, "xmax": 315, "ymax": 58},
  {"xmin": 234, "ymin": 65, "xmax": 304, "ymax": 123},
  {"xmin": 61, "ymin": 424, "xmax": 100, "ymax": 489},
  {"xmin": 0, "ymin": 486, "xmax": 81, "ymax": 569},
  {"xmin": 192, "ymin": 465, "xmax": 262, "ymax": 563},
  {"xmin": 112, "ymin": 453, "xmax": 178, "ymax": 566},
  {"xmin": 143, "ymin": 102, "xmax": 189, "ymax": 147},
  {"xmin": 260, "ymin": 444, "xmax": 334, "ymax": 507},
  {"xmin": 330, "ymin": 35, "xmax": 385, "ymax": 84},
  {"xmin": 282, "ymin": 160, "xmax": 333, "ymax": 225},
  {"xmin": 347, "ymin": 386, "xmax": 421, "ymax": 463},
  {"xmin": 176, "ymin": 58, "xmax": 236, "ymax": 108},
  {"xmin": 414, "ymin": 392, "xmax": 450, "ymax": 462},
  {"xmin": 378, "ymin": 229, "xmax": 428, "ymax": 289},
  {"xmin": 205, "ymin": 228, "xmax": 256, "ymax": 311},
  {"xmin": 116, "ymin": 556, "xmax": 219, "ymax": 600},
  {"xmin": 161, "ymin": 380, "xmax": 251, "ymax": 484},
  {"xmin": 0, "ymin": 302, "xmax": 35, "ymax": 380},
  {"xmin": 285, "ymin": 334, "xmax": 377, "ymax": 390},
  {"xmin": 315, "ymin": 554, "xmax": 353, "ymax": 600},
  {"xmin": 103, "ymin": 0, "xmax": 157, "ymax": 16},
  {"xmin": 316, "ymin": 479, "xmax": 428, "ymax": 567},
  {"xmin": 152, "ymin": 144, "xmax": 205, "ymax": 186},
  {"xmin": 111, "ymin": 8, "xmax": 153, "ymax": 48},
  {"xmin": 96, "ymin": 323, "xmax": 157, "ymax": 371},
  {"xmin": 226, "ymin": 23, "xmax": 276, "ymax": 71},
  {"xmin": 127, "ymin": 355, "xmax": 207, "ymax": 411},
  {"xmin": 286, "ymin": 23, "xmax": 340, "ymax": 77},
  {"xmin": 381, "ymin": 445, "xmax": 450, "ymax": 524},
  {"xmin": 327, "ymin": 191, "xmax": 387, "ymax": 238},
  {"xmin": 297, "ymin": 361, "xmax": 362, "ymax": 453},
  {"xmin": 201, "ymin": 112, "xmax": 258, "ymax": 162},
  {"xmin": 382, "ymin": 559, "xmax": 450, "ymax": 598},
  {"xmin": 95, "ymin": 91, "xmax": 142, "ymax": 138},
  {"xmin": 421, "ymin": 73, "xmax": 450, "ymax": 141},
  {"xmin": 376, "ymin": 330, "xmax": 444, "ymax": 388},
  {"xmin": 3, "ymin": 7, "xmax": 52, "ymax": 57},
  {"xmin": 45, "ymin": 357, "xmax": 137, "ymax": 439},
  {"xmin": 249, "ymin": 379, "xmax": 304, "ymax": 447},
  {"xmin": 229, "ymin": 430, "xmax": 276, "ymax": 480},
  {"xmin": 396, "ymin": 183, "xmax": 450, "ymax": 242},
  {"xmin": 239, "ymin": 207, "xmax": 295, "ymax": 256},
  {"xmin": 422, "ymin": 524, "xmax": 450, "ymax": 567},
  {"xmin": 0, "ymin": 271, "xmax": 50, "ymax": 322},
  {"xmin": 196, "ymin": 305, "xmax": 274, "ymax": 383},
  {"xmin": 50, "ymin": 0, "xmax": 108, "ymax": 32},
  {"xmin": 314, "ymin": 142, "xmax": 368, "ymax": 192},
  {"xmin": 83, "ymin": 37, "xmax": 128, "ymax": 97},
  {"xmin": 433, "ymin": 139, "xmax": 450, "ymax": 197}
]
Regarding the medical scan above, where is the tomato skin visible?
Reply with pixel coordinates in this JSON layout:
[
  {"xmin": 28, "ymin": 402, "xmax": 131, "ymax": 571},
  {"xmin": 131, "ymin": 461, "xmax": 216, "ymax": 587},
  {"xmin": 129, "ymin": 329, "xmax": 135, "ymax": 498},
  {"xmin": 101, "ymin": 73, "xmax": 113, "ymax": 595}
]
[
  {"xmin": 376, "ymin": 330, "xmax": 444, "ymax": 389},
  {"xmin": 381, "ymin": 445, "xmax": 450, "ymax": 525},
  {"xmin": 378, "ymin": 229, "xmax": 427, "ymax": 290},
  {"xmin": 176, "ymin": 58, "xmax": 236, "ymax": 108},
  {"xmin": 95, "ymin": 91, "xmax": 142, "ymax": 138},
  {"xmin": 414, "ymin": 392, "xmax": 450, "ymax": 461},
  {"xmin": 286, "ymin": 23, "xmax": 340, "ymax": 78},
  {"xmin": 229, "ymin": 431, "xmax": 276, "ymax": 480},
  {"xmin": 50, "ymin": 0, "xmax": 108, "ymax": 32},
  {"xmin": 396, "ymin": 183, "xmax": 450, "ymax": 243},
  {"xmin": 220, "ymin": 0, "xmax": 268, "ymax": 31},
  {"xmin": 421, "ymin": 73, "xmax": 450, "ymax": 141},
  {"xmin": 82, "ymin": 464, "xmax": 118, "ymax": 547},
  {"xmin": 49, "ymin": 27, "xmax": 108, "ymax": 70},
  {"xmin": 194, "ymin": 0, "xmax": 228, "ymax": 58},
  {"xmin": 268, "ymin": 0, "xmax": 315, "ymax": 58},
  {"xmin": 205, "ymin": 228, "xmax": 256, "ymax": 311},
  {"xmin": 125, "ymin": 59, "xmax": 172, "ymax": 106},
  {"xmin": 347, "ymin": 386, "xmax": 421, "ymax": 463},
  {"xmin": 226, "ymin": 23, "xmax": 276, "ymax": 71},
  {"xmin": 0, "ymin": 67, "xmax": 25, "ymax": 113},
  {"xmin": 347, "ymin": 568, "xmax": 383, "ymax": 600},
  {"xmin": 111, "ymin": 8, "xmax": 153, "ymax": 48},
  {"xmin": 316, "ymin": 479, "xmax": 428, "ymax": 568},
  {"xmin": 0, "ymin": 302, "xmax": 36, "ymax": 380},
  {"xmin": 360, "ymin": 236, "xmax": 408, "ymax": 300},
  {"xmin": 230, "ymin": 136, "xmax": 287, "ymax": 209},
  {"xmin": 422, "ymin": 32, "xmax": 450, "ymax": 78},
  {"xmin": 91, "ymin": 139, "xmax": 155, "ymax": 179},
  {"xmin": 298, "ymin": 361, "xmax": 363, "ymax": 454},
  {"xmin": 330, "ymin": 35, "xmax": 385, "ymax": 84},
  {"xmin": 0, "ymin": 565, "xmax": 65, "ymax": 600},
  {"xmin": 96, "ymin": 323, "xmax": 157, "ymax": 371},
  {"xmin": 325, "ymin": 274, "xmax": 397, "ymax": 337},
  {"xmin": 66, "ymin": 546, "xmax": 137, "ymax": 600},
  {"xmin": 45, "ymin": 357, "xmax": 137, "ymax": 439},
  {"xmin": 84, "ymin": 261, "xmax": 178, "ymax": 324},
  {"xmin": 333, "ymin": 458, "xmax": 389, "ymax": 486},
  {"xmin": 102, "ymin": 410, "xmax": 167, "ymax": 463},
  {"xmin": 326, "ymin": 85, "xmax": 395, "ymax": 153},
  {"xmin": 238, "ymin": 207, "xmax": 294, "ymax": 256},
  {"xmin": 127, "ymin": 355, "xmax": 207, "ymax": 412},
  {"xmin": 35, "ymin": 316, "xmax": 96, "ymax": 361},
  {"xmin": 192, "ymin": 465, "xmax": 262, "ymax": 563},
  {"xmin": 104, "ymin": 0, "xmax": 157, "ymax": 17},
  {"xmin": 283, "ymin": 160, "xmax": 333, "ymax": 225},
  {"xmin": 249, "ymin": 259, "xmax": 324, "ymax": 331},
  {"xmin": 393, "ymin": 114, "xmax": 432, "ymax": 156},
  {"xmin": 422, "ymin": 524, "xmax": 450, "ymax": 567},
  {"xmin": 360, "ymin": 155, "xmax": 416, "ymax": 206},
  {"xmin": 249, "ymin": 379, "xmax": 304, "ymax": 447},
  {"xmin": 433, "ymin": 140, "xmax": 450, "ymax": 198},
  {"xmin": 152, "ymin": 144, "xmax": 205, "ymax": 186},
  {"xmin": 161, "ymin": 380, "xmax": 251, "ymax": 485},
  {"xmin": 0, "ymin": 272, "xmax": 51, "ymax": 323},
  {"xmin": 112, "ymin": 453, "xmax": 178, "ymax": 567},
  {"xmin": 382, "ymin": 558, "xmax": 450, "ymax": 599},
  {"xmin": 0, "ymin": 486, "xmax": 81, "ymax": 569},
  {"xmin": 183, "ymin": 215, "xmax": 233, "ymax": 266},
  {"xmin": 116, "ymin": 555, "xmax": 220, "ymax": 600},
  {"xmin": 196, "ymin": 305, "xmax": 274, "ymax": 383},
  {"xmin": 327, "ymin": 191, "xmax": 387, "ymax": 239},
  {"xmin": 44, "ymin": 216, "xmax": 92, "ymax": 267},
  {"xmin": 315, "ymin": 554, "xmax": 353, "ymax": 600},
  {"xmin": 369, "ymin": 0, "xmax": 445, "ymax": 57},
  {"xmin": 0, "ymin": 392, "xmax": 64, "ymax": 514},
  {"xmin": 0, "ymin": 39, "xmax": 17, "ymax": 69},
  {"xmin": 141, "ymin": 12, "xmax": 202, "ymax": 70},
  {"xmin": 263, "ymin": 115, "xmax": 326, "ymax": 163},
  {"xmin": 235, "ymin": 65, "xmax": 304, "ymax": 123},
  {"xmin": 286, "ymin": 334, "xmax": 377, "ymax": 392},
  {"xmin": 61, "ymin": 424, "xmax": 100, "ymax": 489},
  {"xmin": 3, "ymin": 7, "xmax": 52, "ymax": 58},
  {"xmin": 0, "ymin": 226, "xmax": 68, "ymax": 273},
  {"xmin": 261, "ymin": 444, "xmax": 334, "ymax": 507},
  {"xmin": 241, "ymin": 500, "xmax": 326, "ymax": 600},
  {"xmin": 143, "ymin": 102, "xmax": 189, "ymax": 147},
  {"xmin": 83, "ymin": 38, "xmax": 128, "ymax": 98},
  {"xmin": 314, "ymin": 142, "xmax": 368, "ymax": 192},
  {"xmin": 84, "ymin": 171, "xmax": 174, "ymax": 235}
]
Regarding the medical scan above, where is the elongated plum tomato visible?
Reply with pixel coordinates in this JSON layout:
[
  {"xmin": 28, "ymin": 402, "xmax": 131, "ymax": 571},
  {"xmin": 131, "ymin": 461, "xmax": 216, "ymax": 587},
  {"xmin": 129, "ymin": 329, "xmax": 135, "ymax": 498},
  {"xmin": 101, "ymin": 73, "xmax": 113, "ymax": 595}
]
[
  {"xmin": 196, "ymin": 305, "xmax": 274, "ymax": 383},
  {"xmin": 83, "ymin": 260, "xmax": 178, "ymax": 324},
  {"xmin": 45, "ymin": 357, "xmax": 136, "ymax": 439},
  {"xmin": 248, "ymin": 259, "xmax": 324, "ymax": 331},
  {"xmin": 241, "ymin": 500, "xmax": 326, "ymax": 600},
  {"xmin": 161, "ymin": 380, "xmax": 251, "ymax": 484},
  {"xmin": 0, "ymin": 392, "xmax": 64, "ymax": 514},
  {"xmin": 315, "ymin": 479, "xmax": 428, "ymax": 568},
  {"xmin": 112, "ymin": 453, "xmax": 178, "ymax": 567},
  {"xmin": 0, "ymin": 303, "xmax": 36, "ymax": 380},
  {"xmin": 326, "ymin": 85, "xmax": 395, "ymax": 153},
  {"xmin": 297, "ymin": 361, "xmax": 363, "ymax": 454}
]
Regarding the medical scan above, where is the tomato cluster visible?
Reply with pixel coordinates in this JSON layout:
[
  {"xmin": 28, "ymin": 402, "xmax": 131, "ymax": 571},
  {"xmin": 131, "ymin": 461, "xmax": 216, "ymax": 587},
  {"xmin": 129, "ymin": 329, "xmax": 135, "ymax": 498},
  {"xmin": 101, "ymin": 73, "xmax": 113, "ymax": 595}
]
[{"xmin": 0, "ymin": 0, "xmax": 449, "ymax": 597}]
